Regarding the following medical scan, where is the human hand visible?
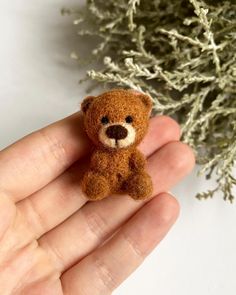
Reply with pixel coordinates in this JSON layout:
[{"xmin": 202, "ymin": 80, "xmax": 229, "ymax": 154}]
[{"xmin": 0, "ymin": 113, "xmax": 195, "ymax": 294}]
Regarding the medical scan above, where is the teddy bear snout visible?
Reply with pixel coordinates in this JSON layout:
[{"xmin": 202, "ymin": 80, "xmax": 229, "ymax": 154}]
[{"xmin": 106, "ymin": 125, "xmax": 128, "ymax": 140}]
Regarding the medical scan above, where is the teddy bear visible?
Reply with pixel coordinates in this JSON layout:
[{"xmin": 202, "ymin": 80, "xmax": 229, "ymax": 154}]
[{"xmin": 81, "ymin": 88, "xmax": 153, "ymax": 201}]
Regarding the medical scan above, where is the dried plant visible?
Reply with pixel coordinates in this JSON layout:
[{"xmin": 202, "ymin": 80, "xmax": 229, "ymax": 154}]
[{"xmin": 62, "ymin": 0, "xmax": 236, "ymax": 201}]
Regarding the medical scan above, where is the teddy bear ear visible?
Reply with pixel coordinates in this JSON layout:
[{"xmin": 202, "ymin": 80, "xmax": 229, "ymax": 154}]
[
  {"xmin": 138, "ymin": 93, "xmax": 153, "ymax": 111},
  {"xmin": 132, "ymin": 92, "xmax": 153, "ymax": 116},
  {"xmin": 81, "ymin": 96, "xmax": 96, "ymax": 113},
  {"xmin": 128, "ymin": 89, "xmax": 152, "ymax": 111}
]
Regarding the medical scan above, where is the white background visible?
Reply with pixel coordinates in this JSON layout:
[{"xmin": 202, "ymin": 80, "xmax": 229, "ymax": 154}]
[{"xmin": 0, "ymin": 1, "xmax": 235, "ymax": 294}]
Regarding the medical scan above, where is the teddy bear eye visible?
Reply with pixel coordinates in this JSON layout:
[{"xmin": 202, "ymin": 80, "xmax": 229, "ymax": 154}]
[
  {"xmin": 125, "ymin": 116, "xmax": 133, "ymax": 123},
  {"xmin": 101, "ymin": 116, "xmax": 109, "ymax": 125}
]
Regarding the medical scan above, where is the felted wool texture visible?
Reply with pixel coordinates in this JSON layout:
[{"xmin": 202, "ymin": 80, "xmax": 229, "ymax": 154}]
[{"xmin": 81, "ymin": 88, "xmax": 153, "ymax": 201}]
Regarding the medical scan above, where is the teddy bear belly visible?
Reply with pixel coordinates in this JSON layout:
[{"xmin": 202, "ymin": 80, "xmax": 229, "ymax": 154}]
[
  {"xmin": 111, "ymin": 171, "xmax": 130, "ymax": 192},
  {"xmin": 101, "ymin": 163, "xmax": 131, "ymax": 192}
]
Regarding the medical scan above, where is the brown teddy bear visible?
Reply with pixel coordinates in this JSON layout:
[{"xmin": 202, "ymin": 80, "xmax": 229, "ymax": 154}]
[{"xmin": 81, "ymin": 88, "xmax": 153, "ymax": 201}]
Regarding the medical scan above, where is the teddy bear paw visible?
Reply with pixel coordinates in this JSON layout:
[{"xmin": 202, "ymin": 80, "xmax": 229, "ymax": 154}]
[
  {"xmin": 125, "ymin": 172, "xmax": 153, "ymax": 200},
  {"xmin": 82, "ymin": 171, "xmax": 110, "ymax": 201}
]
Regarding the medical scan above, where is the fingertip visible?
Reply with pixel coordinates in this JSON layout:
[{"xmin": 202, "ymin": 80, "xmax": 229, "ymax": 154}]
[
  {"xmin": 153, "ymin": 115, "xmax": 181, "ymax": 141},
  {"xmin": 174, "ymin": 142, "xmax": 196, "ymax": 174},
  {"xmin": 163, "ymin": 141, "xmax": 196, "ymax": 175},
  {"xmin": 149, "ymin": 193, "xmax": 180, "ymax": 226}
]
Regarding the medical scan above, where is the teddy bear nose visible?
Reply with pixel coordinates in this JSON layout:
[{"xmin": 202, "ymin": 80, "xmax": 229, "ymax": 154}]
[{"xmin": 106, "ymin": 125, "xmax": 128, "ymax": 140}]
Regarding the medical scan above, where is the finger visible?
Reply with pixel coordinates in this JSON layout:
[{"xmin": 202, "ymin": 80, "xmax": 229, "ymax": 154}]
[
  {"xmin": 17, "ymin": 116, "xmax": 180, "ymax": 237},
  {"xmin": 39, "ymin": 141, "xmax": 195, "ymax": 272},
  {"xmin": 61, "ymin": 193, "xmax": 179, "ymax": 295},
  {"xmin": 138, "ymin": 115, "xmax": 181, "ymax": 156},
  {"xmin": 0, "ymin": 194, "xmax": 16, "ymax": 239},
  {"xmin": 0, "ymin": 113, "xmax": 91, "ymax": 202}
]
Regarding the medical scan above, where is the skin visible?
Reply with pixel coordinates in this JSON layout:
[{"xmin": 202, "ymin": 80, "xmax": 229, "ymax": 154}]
[{"xmin": 0, "ymin": 113, "xmax": 195, "ymax": 295}]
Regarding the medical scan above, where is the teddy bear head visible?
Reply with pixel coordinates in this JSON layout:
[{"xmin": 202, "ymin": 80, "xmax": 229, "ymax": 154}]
[{"xmin": 81, "ymin": 89, "xmax": 152, "ymax": 149}]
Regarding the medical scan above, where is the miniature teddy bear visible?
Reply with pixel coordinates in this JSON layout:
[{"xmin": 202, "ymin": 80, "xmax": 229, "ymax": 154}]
[{"xmin": 81, "ymin": 88, "xmax": 153, "ymax": 201}]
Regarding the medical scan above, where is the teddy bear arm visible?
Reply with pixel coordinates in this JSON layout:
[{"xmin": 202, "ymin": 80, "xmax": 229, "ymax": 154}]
[
  {"xmin": 90, "ymin": 150, "xmax": 108, "ymax": 171},
  {"xmin": 129, "ymin": 150, "xmax": 146, "ymax": 171}
]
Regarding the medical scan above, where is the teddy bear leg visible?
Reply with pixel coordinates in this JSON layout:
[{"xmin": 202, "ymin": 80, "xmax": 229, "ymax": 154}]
[
  {"xmin": 82, "ymin": 171, "xmax": 110, "ymax": 201},
  {"xmin": 125, "ymin": 172, "xmax": 153, "ymax": 200}
]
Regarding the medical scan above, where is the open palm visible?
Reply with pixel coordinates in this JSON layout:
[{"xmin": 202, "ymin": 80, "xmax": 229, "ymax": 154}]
[{"xmin": 0, "ymin": 113, "xmax": 195, "ymax": 295}]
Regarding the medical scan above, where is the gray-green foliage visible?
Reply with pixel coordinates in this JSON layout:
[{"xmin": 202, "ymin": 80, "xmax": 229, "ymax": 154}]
[{"xmin": 63, "ymin": 0, "xmax": 236, "ymax": 201}]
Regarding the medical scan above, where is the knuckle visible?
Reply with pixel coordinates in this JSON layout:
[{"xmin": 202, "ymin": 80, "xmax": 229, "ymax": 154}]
[
  {"xmin": 39, "ymin": 236, "xmax": 64, "ymax": 272},
  {"xmin": 22, "ymin": 197, "xmax": 47, "ymax": 238},
  {"xmin": 38, "ymin": 129, "xmax": 69, "ymax": 170},
  {"xmin": 122, "ymin": 231, "xmax": 145, "ymax": 261},
  {"xmin": 93, "ymin": 254, "xmax": 118, "ymax": 293},
  {"xmin": 82, "ymin": 209, "xmax": 109, "ymax": 241}
]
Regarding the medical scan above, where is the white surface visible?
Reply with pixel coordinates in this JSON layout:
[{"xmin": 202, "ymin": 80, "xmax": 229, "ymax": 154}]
[{"xmin": 0, "ymin": 1, "xmax": 235, "ymax": 294}]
